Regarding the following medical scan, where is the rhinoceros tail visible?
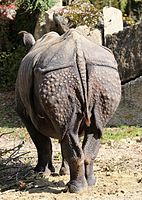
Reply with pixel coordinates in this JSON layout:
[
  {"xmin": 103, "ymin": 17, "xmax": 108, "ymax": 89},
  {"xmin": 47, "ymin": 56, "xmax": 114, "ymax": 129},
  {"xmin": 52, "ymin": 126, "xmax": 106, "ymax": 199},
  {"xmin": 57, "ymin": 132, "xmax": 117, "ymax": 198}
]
[
  {"xmin": 75, "ymin": 37, "xmax": 90, "ymax": 127},
  {"xmin": 85, "ymin": 113, "xmax": 91, "ymax": 127}
]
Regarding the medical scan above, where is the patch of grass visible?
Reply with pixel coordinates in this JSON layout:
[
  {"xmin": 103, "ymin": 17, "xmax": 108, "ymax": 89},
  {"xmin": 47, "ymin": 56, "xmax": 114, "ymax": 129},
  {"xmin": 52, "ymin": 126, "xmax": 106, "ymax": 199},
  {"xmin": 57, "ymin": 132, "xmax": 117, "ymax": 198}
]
[{"xmin": 102, "ymin": 126, "xmax": 142, "ymax": 143}]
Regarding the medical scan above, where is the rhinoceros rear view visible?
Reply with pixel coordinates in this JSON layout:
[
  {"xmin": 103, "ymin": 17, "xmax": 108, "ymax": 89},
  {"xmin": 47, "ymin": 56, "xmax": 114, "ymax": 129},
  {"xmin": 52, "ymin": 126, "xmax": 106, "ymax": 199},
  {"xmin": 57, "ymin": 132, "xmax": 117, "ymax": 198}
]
[{"xmin": 16, "ymin": 29, "xmax": 121, "ymax": 193}]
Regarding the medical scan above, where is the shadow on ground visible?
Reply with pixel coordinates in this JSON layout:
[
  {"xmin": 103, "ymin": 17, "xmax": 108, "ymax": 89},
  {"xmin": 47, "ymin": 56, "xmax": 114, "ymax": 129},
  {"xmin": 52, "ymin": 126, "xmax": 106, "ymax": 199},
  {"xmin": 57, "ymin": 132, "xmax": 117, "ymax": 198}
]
[{"xmin": 0, "ymin": 158, "xmax": 66, "ymax": 194}]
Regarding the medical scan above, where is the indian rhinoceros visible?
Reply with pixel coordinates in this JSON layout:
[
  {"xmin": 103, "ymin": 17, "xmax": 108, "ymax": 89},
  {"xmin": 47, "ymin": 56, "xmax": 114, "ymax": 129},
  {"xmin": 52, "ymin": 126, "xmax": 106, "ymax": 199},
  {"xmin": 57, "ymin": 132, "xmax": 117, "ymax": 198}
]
[{"xmin": 15, "ymin": 29, "xmax": 121, "ymax": 193}]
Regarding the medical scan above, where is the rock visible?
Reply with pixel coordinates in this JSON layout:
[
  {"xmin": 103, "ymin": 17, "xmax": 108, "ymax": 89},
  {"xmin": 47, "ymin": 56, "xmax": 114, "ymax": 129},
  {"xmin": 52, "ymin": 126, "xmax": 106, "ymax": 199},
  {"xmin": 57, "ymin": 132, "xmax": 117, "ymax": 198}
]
[
  {"xmin": 106, "ymin": 21, "xmax": 142, "ymax": 126},
  {"xmin": 44, "ymin": 9, "xmax": 59, "ymax": 34},
  {"xmin": 34, "ymin": 18, "xmax": 47, "ymax": 40},
  {"xmin": 34, "ymin": 6, "xmax": 64, "ymax": 39},
  {"xmin": 136, "ymin": 137, "xmax": 142, "ymax": 143},
  {"xmin": 76, "ymin": 25, "xmax": 102, "ymax": 45},
  {"xmin": 103, "ymin": 6, "xmax": 123, "ymax": 38},
  {"xmin": 53, "ymin": 13, "xmax": 70, "ymax": 35},
  {"xmin": 137, "ymin": 178, "xmax": 142, "ymax": 183},
  {"xmin": 106, "ymin": 172, "xmax": 111, "ymax": 176},
  {"xmin": 106, "ymin": 21, "xmax": 142, "ymax": 84},
  {"xmin": 109, "ymin": 76, "xmax": 142, "ymax": 126},
  {"xmin": 51, "ymin": 0, "xmax": 62, "ymax": 7}
]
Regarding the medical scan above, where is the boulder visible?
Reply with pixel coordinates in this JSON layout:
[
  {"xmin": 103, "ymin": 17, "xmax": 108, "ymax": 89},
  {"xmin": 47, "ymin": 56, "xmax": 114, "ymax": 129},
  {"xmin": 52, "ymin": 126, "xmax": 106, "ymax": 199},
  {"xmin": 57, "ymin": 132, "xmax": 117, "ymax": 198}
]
[
  {"xmin": 106, "ymin": 21, "xmax": 142, "ymax": 126},
  {"xmin": 109, "ymin": 76, "xmax": 142, "ymax": 126},
  {"xmin": 34, "ymin": 6, "xmax": 65, "ymax": 39},
  {"xmin": 75, "ymin": 25, "xmax": 102, "ymax": 45},
  {"xmin": 103, "ymin": 6, "xmax": 123, "ymax": 38},
  {"xmin": 106, "ymin": 21, "xmax": 142, "ymax": 84}
]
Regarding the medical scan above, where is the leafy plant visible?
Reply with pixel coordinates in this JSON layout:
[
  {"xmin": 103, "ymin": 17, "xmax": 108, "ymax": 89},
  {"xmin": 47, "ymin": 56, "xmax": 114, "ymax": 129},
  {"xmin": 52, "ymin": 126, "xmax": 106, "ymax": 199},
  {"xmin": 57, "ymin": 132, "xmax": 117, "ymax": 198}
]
[
  {"xmin": 0, "ymin": 46, "xmax": 26, "ymax": 90},
  {"xmin": 123, "ymin": 13, "xmax": 135, "ymax": 26},
  {"xmin": 57, "ymin": 1, "xmax": 102, "ymax": 28},
  {"xmin": 0, "ymin": 0, "xmax": 17, "ymax": 20},
  {"xmin": 15, "ymin": 0, "xmax": 50, "ymax": 12},
  {"xmin": 0, "ymin": 0, "xmax": 53, "ymax": 90},
  {"xmin": 89, "ymin": 0, "xmax": 142, "ymax": 20}
]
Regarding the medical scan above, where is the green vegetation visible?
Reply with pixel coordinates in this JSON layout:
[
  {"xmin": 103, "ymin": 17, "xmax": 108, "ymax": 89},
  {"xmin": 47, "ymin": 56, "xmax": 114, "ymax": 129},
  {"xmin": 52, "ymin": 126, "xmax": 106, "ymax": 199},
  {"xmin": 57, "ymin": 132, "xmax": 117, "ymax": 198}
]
[
  {"xmin": 58, "ymin": 1, "xmax": 102, "ymax": 28},
  {"xmin": 0, "ymin": 46, "xmax": 26, "ymax": 90},
  {"xmin": 0, "ymin": 0, "xmax": 141, "ymax": 90},
  {"xmin": 15, "ymin": 0, "xmax": 49, "ymax": 13},
  {"xmin": 60, "ymin": 0, "xmax": 142, "ymax": 28},
  {"xmin": 0, "ymin": 0, "xmax": 56, "ymax": 90},
  {"xmin": 89, "ymin": 0, "xmax": 142, "ymax": 20},
  {"xmin": 103, "ymin": 126, "xmax": 142, "ymax": 142}
]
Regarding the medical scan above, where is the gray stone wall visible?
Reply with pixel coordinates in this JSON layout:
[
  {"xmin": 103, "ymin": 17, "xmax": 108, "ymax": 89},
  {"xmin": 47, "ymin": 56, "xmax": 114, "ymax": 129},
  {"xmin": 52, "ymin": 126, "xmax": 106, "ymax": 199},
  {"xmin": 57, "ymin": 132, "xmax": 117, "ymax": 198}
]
[
  {"xmin": 109, "ymin": 76, "xmax": 142, "ymax": 126},
  {"xmin": 106, "ymin": 21, "xmax": 142, "ymax": 126},
  {"xmin": 103, "ymin": 6, "xmax": 123, "ymax": 38},
  {"xmin": 106, "ymin": 21, "xmax": 142, "ymax": 84}
]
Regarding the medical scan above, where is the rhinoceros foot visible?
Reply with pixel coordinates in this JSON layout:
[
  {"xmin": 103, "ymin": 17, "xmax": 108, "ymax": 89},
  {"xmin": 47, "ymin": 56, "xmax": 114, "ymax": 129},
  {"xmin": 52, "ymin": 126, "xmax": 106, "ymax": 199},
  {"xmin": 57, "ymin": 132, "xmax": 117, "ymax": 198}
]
[
  {"xmin": 67, "ymin": 178, "xmax": 88, "ymax": 193},
  {"xmin": 34, "ymin": 163, "xmax": 55, "ymax": 176},
  {"xmin": 59, "ymin": 166, "xmax": 68, "ymax": 176},
  {"xmin": 86, "ymin": 176, "xmax": 96, "ymax": 186}
]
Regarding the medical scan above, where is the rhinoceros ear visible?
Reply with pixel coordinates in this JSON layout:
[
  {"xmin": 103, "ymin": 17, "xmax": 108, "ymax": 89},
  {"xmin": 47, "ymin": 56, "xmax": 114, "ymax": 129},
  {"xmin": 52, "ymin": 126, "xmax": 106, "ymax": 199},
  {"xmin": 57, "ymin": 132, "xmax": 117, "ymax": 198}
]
[{"xmin": 18, "ymin": 31, "xmax": 35, "ymax": 49}]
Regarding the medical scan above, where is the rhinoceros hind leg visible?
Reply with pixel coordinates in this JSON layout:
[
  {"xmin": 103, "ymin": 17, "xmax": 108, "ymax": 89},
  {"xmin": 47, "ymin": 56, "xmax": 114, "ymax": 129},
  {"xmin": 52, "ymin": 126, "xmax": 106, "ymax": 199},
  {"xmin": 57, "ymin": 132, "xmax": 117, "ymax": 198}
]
[
  {"xmin": 60, "ymin": 108, "xmax": 87, "ymax": 192},
  {"xmin": 61, "ymin": 133, "xmax": 87, "ymax": 193},
  {"xmin": 82, "ymin": 119, "xmax": 101, "ymax": 186}
]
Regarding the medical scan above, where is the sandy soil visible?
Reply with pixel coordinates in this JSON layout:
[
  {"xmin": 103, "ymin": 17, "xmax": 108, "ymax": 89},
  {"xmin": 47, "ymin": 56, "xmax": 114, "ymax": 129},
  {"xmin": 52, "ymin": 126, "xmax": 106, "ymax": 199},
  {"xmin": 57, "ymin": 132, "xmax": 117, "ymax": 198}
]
[{"xmin": 0, "ymin": 134, "xmax": 142, "ymax": 200}]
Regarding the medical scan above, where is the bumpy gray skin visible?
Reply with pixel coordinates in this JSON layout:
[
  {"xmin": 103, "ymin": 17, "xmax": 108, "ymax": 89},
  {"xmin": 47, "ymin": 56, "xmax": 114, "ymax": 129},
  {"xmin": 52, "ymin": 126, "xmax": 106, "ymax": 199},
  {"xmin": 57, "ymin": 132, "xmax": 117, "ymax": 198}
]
[{"xmin": 15, "ymin": 29, "xmax": 121, "ymax": 193}]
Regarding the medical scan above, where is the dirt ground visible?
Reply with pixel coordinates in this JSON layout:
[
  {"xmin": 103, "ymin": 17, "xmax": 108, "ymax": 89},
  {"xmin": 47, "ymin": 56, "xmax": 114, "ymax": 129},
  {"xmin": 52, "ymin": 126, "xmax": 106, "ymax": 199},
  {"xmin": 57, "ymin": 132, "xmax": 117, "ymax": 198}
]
[{"xmin": 0, "ymin": 133, "xmax": 142, "ymax": 200}]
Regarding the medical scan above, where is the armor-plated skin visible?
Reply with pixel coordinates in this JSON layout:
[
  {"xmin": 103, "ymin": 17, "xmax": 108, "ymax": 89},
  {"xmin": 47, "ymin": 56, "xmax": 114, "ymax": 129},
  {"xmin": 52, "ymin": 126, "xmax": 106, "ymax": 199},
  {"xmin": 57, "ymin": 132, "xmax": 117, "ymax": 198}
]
[{"xmin": 15, "ymin": 29, "xmax": 121, "ymax": 193}]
